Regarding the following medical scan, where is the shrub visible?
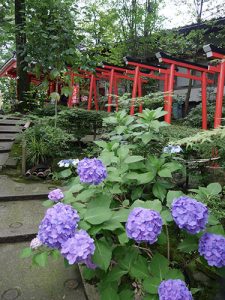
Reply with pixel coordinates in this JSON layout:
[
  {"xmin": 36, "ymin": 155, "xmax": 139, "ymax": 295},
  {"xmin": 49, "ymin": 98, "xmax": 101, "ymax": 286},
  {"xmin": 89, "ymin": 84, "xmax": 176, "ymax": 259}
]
[
  {"xmin": 184, "ymin": 102, "xmax": 225, "ymax": 129},
  {"xmin": 57, "ymin": 108, "xmax": 108, "ymax": 140},
  {"xmin": 23, "ymin": 109, "xmax": 225, "ymax": 300},
  {"xmin": 24, "ymin": 124, "xmax": 73, "ymax": 166}
]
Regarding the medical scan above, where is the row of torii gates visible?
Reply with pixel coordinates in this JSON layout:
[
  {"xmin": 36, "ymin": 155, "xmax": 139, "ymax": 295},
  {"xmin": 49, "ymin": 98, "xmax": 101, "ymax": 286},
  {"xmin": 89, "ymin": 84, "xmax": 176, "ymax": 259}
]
[
  {"xmin": 64, "ymin": 44, "xmax": 225, "ymax": 130},
  {"xmin": 1, "ymin": 44, "xmax": 225, "ymax": 130}
]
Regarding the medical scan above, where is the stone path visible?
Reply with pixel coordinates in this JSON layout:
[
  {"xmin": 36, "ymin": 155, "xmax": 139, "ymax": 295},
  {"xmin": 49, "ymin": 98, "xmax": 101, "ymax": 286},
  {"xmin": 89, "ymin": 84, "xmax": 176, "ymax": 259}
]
[
  {"xmin": 0, "ymin": 117, "xmax": 87, "ymax": 300},
  {"xmin": 0, "ymin": 115, "xmax": 25, "ymax": 170}
]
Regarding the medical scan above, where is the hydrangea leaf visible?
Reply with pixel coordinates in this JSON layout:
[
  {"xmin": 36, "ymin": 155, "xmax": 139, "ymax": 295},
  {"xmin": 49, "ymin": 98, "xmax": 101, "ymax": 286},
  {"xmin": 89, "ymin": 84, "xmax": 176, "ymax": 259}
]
[
  {"xmin": 33, "ymin": 252, "xmax": 48, "ymax": 267},
  {"xmin": 93, "ymin": 239, "xmax": 112, "ymax": 271},
  {"xmin": 119, "ymin": 289, "xmax": 134, "ymax": 300},
  {"xmin": 143, "ymin": 277, "xmax": 161, "ymax": 294},
  {"xmin": 84, "ymin": 207, "xmax": 112, "ymax": 225},
  {"xmin": 20, "ymin": 247, "xmax": 32, "ymax": 258},
  {"xmin": 164, "ymin": 268, "xmax": 185, "ymax": 281},
  {"xmin": 207, "ymin": 182, "xmax": 222, "ymax": 195},
  {"xmin": 124, "ymin": 155, "xmax": 144, "ymax": 164},
  {"xmin": 149, "ymin": 254, "xmax": 169, "ymax": 280},
  {"xmin": 105, "ymin": 265, "xmax": 128, "ymax": 282},
  {"xmin": 129, "ymin": 255, "xmax": 150, "ymax": 280},
  {"xmin": 177, "ymin": 235, "xmax": 199, "ymax": 253},
  {"xmin": 166, "ymin": 190, "xmax": 184, "ymax": 208}
]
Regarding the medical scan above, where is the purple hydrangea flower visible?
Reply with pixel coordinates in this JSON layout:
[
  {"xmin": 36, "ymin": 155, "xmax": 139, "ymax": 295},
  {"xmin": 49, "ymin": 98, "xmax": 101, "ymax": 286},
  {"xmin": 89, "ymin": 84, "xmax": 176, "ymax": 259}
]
[
  {"xmin": 126, "ymin": 207, "xmax": 163, "ymax": 244},
  {"xmin": 30, "ymin": 237, "xmax": 42, "ymax": 249},
  {"xmin": 158, "ymin": 279, "xmax": 193, "ymax": 300},
  {"xmin": 77, "ymin": 158, "xmax": 107, "ymax": 185},
  {"xmin": 61, "ymin": 230, "xmax": 96, "ymax": 267},
  {"xmin": 48, "ymin": 188, "xmax": 64, "ymax": 202},
  {"xmin": 171, "ymin": 196, "xmax": 208, "ymax": 234},
  {"xmin": 38, "ymin": 203, "xmax": 80, "ymax": 249},
  {"xmin": 199, "ymin": 233, "xmax": 225, "ymax": 267}
]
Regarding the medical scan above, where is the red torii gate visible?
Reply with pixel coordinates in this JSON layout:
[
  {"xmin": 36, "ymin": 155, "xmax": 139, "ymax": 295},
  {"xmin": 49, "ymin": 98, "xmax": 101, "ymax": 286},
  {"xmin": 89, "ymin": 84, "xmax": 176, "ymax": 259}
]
[
  {"xmin": 203, "ymin": 44, "xmax": 225, "ymax": 128},
  {"xmin": 101, "ymin": 63, "xmax": 150, "ymax": 113},
  {"xmin": 123, "ymin": 57, "xmax": 167, "ymax": 115},
  {"xmin": 155, "ymin": 52, "xmax": 215, "ymax": 129}
]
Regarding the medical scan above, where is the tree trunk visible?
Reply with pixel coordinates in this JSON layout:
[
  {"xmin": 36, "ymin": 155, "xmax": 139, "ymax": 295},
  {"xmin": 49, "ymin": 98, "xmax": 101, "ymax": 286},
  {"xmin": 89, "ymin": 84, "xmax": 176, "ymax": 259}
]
[{"xmin": 15, "ymin": 0, "xmax": 30, "ymax": 109}]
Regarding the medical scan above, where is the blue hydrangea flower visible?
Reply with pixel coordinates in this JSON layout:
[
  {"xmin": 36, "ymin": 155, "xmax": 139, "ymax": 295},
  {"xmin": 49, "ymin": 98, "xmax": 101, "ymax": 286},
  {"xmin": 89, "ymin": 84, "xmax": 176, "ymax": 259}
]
[
  {"xmin": 38, "ymin": 203, "xmax": 80, "ymax": 249},
  {"xmin": 77, "ymin": 158, "xmax": 107, "ymax": 185},
  {"xmin": 58, "ymin": 159, "xmax": 79, "ymax": 168},
  {"xmin": 126, "ymin": 207, "xmax": 163, "ymax": 244},
  {"xmin": 171, "ymin": 196, "xmax": 208, "ymax": 234},
  {"xmin": 61, "ymin": 229, "xmax": 96, "ymax": 267},
  {"xmin": 158, "ymin": 279, "xmax": 193, "ymax": 300},
  {"xmin": 199, "ymin": 233, "xmax": 225, "ymax": 267},
  {"xmin": 48, "ymin": 188, "xmax": 64, "ymax": 202},
  {"xmin": 163, "ymin": 145, "xmax": 182, "ymax": 154}
]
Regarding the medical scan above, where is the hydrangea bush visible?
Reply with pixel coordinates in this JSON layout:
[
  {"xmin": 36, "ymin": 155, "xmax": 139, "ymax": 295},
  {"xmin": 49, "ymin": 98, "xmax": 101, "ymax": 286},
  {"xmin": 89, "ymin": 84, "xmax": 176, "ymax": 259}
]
[{"xmin": 22, "ymin": 109, "xmax": 225, "ymax": 300}]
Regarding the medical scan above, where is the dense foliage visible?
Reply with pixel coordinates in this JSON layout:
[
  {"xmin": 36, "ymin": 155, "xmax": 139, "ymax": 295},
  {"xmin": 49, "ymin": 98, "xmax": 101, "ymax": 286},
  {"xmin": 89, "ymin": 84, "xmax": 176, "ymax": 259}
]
[{"xmin": 22, "ymin": 109, "xmax": 225, "ymax": 300}]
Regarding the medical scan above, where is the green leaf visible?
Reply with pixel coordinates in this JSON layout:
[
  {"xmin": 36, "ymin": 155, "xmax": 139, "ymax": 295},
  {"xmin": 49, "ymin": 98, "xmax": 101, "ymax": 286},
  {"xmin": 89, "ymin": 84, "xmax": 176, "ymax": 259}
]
[
  {"xmin": 84, "ymin": 207, "xmax": 112, "ymax": 225},
  {"xmin": 100, "ymin": 287, "xmax": 119, "ymax": 300},
  {"xmin": 207, "ymin": 182, "xmax": 222, "ymax": 195},
  {"xmin": 207, "ymin": 225, "xmax": 225, "ymax": 235},
  {"xmin": 50, "ymin": 92, "xmax": 60, "ymax": 101},
  {"xmin": 111, "ymin": 209, "xmax": 130, "ymax": 223},
  {"xmin": 152, "ymin": 182, "xmax": 167, "ymax": 201},
  {"xmin": 208, "ymin": 215, "xmax": 220, "ymax": 225},
  {"xmin": 82, "ymin": 267, "xmax": 96, "ymax": 280},
  {"xmin": 69, "ymin": 184, "xmax": 84, "ymax": 193},
  {"xmin": 143, "ymin": 295, "xmax": 159, "ymax": 300},
  {"xmin": 87, "ymin": 193, "xmax": 112, "ymax": 209},
  {"xmin": 20, "ymin": 247, "xmax": 32, "ymax": 258},
  {"xmin": 105, "ymin": 266, "xmax": 128, "ymax": 282},
  {"xmin": 34, "ymin": 252, "xmax": 48, "ymax": 267},
  {"xmin": 50, "ymin": 68, "xmax": 60, "ymax": 80},
  {"xmin": 76, "ymin": 189, "xmax": 96, "ymax": 202},
  {"xmin": 101, "ymin": 219, "xmax": 123, "ymax": 231},
  {"xmin": 164, "ymin": 269, "xmax": 185, "ymax": 281},
  {"xmin": 58, "ymin": 169, "xmax": 72, "ymax": 178},
  {"xmin": 79, "ymin": 220, "xmax": 91, "ymax": 231},
  {"xmin": 124, "ymin": 156, "xmax": 144, "ymax": 164},
  {"xmin": 117, "ymin": 146, "xmax": 130, "ymax": 159},
  {"xmin": 178, "ymin": 235, "xmax": 199, "ymax": 253},
  {"xmin": 61, "ymin": 86, "xmax": 72, "ymax": 97},
  {"xmin": 161, "ymin": 209, "xmax": 173, "ymax": 224},
  {"xmin": 166, "ymin": 190, "xmax": 184, "ymax": 208},
  {"xmin": 93, "ymin": 239, "xmax": 112, "ymax": 271},
  {"xmin": 149, "ymin": 254, "xmax": 169, "ymax": 280},
  {"xmin": 51, "ymin": 250, "xmax": 60, "ymax": 260},
  {"xmin": 137, "ymin": 172, "xmax": 155, "ymax": 184},
  {"xmin": 141, "ymin": 132, "xmax": 153, "ymax": 144},
  {"xmin": 143, "ymin": 277, "xmax": 161, "ymax": 294},
  {"xmin": 42, "ymin": 200, "xmax": 54, "ymax": 208},
  {"xmin": 158, "ymin": 167, "xmax": 172, "ymax": 178},
  {"xmin": 129, "ymin": 255, "xmax": 150, "ymax": 280},
  {"xmin": 131, "ymin": 200, "xmax": 162, "ymax": 212},
  {"xmin": 119, "ymin": 289, "xmax": 133, "ymax": 300},
  {"xmin": 118, "ymin": 231, "xmax": 129, "ymax": 245},
  {"xmin": 118, "ymin": 248, "xmax": 139, "ymax": 271}
]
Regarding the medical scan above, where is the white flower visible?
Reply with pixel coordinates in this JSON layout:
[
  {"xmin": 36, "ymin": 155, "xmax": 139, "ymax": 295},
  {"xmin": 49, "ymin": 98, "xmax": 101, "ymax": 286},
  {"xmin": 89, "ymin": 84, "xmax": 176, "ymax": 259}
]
[
  {"xmin": 57, "ymin": 159, "xmax": 79, "ymax": 168},
  {"xmin": 30, "ymin": 237, "xmax": 42, "ymax": 249},
  {"xmin": 163, "ymin": 145, "xmax": 182, "ymax": 154},
  {"xmin": 71, "ymin": 159, "xmax": 79, "ymax": 166}
]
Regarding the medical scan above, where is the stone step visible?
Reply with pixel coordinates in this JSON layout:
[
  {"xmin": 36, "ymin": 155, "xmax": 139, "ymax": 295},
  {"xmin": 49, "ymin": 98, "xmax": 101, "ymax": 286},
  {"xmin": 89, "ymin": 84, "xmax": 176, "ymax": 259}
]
[
  {"xmin": 0, "ymin": 175, "xmax": 57, "ymax": 201},
  {"xmin": 0, "ymin": 153, "xmax": 9, "ymax": 170},
  {"xmin": 0, "ymin": 126, "xmax": 22, "ymax": 133},
  {"xmin": 0, "ymin": 200, "xmax": 46, "ymax": 243},
  {"xmin": 0, "ymin": 133, "xmax": 17, "ymax": 141},
  {"xmin": 5, "ymin": 157, "xmax": 18, "ymax": 168},
  {"xmin": 0, "ymin": 141, "xmax": 13, "ymax": 153},
  {"xmin": 0, "ymin": 119, "xmax": 25, "ymax": 126},
  {"xmin": 0, "ymin": 242, "xmax": 86, "ymax": 300}
]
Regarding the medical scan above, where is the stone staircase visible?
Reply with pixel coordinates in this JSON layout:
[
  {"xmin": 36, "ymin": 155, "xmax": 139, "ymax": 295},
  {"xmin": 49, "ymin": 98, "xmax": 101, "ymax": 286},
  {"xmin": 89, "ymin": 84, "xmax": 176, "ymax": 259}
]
[
  {"xmin": 0, "ymin": 115, "xmax": 25, "ymax": 171},
  {"xmin": 0, "ymin": 116, "xmax": 87, "ymax": 299}
]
